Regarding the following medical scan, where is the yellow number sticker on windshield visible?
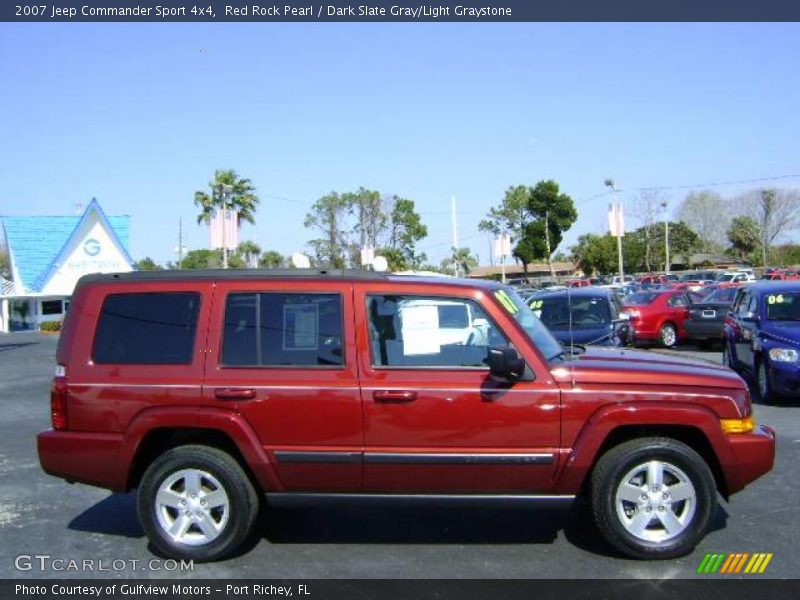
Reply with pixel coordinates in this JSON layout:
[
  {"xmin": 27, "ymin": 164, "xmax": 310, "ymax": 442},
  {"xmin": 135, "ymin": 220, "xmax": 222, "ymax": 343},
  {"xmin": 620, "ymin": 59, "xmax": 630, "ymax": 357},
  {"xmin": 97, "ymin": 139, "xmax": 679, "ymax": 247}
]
[
  {"xmin": 767, "ymin": 294, "xmax": 785, "ymax": 305},
  {"xmin": 530, "ymin": 299, "xmax": 543, "ymax": 310},
  {"xmin": 494, "ymin": 290, "xmax": 519, "ymax": 314}
]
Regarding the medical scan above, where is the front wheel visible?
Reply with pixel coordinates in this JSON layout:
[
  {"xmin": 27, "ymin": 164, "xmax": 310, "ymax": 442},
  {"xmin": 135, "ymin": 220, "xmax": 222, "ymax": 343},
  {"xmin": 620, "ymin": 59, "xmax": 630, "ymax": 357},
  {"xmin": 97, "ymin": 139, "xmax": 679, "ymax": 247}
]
[
  {"xmin": 756, "ymin": 358, "xmax": 775, "ymax": 404},
  {"xmin": 590, "ymin": 438, "xmax": 717, "ymax": 559},
  {"xmin": 137, "ymin": 445, "xmax": 259, "ymax": 562}
]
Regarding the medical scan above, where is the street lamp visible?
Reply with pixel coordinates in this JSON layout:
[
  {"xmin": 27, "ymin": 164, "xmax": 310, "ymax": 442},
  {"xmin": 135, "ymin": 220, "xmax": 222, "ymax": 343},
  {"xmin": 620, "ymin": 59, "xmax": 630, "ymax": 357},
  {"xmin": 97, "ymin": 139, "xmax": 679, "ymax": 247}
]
[
  {"xmin": 605, "ymin": 179, "xmax": 624, "ymax": 282},
  {"xmin": 661, "ymin": 200, "xmax": 670, "ymax": 274}
]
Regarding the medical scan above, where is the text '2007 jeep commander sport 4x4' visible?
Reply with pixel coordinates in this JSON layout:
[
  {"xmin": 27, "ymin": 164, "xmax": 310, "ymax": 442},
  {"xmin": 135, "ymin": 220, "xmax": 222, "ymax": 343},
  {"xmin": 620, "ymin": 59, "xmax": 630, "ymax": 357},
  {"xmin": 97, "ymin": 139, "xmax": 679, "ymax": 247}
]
[{"xmin": 38, "ymin": 270, "xmax": 775, "ymax": 561}]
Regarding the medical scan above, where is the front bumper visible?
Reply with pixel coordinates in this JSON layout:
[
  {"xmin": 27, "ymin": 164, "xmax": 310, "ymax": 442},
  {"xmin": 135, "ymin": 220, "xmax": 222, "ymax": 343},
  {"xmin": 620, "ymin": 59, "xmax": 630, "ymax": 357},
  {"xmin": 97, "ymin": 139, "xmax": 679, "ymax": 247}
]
[
  {"xmin": 768, "ymin": 361, "xmax": 800, "ymax": 397},
  {"xmin": 726, "ymin": 424, "xmax": 776, "ymax": 494}
]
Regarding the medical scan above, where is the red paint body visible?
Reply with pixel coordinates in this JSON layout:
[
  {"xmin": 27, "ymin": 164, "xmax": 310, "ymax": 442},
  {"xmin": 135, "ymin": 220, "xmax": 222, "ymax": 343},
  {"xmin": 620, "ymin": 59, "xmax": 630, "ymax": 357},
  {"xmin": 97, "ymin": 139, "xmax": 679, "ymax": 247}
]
[
  {"xmin": 38, "ymin": 273, "xmax": 774, "ymax": 498},
  {"xmin": 622, "ymin": 290, "xmax": 692, "ymax": 344}
]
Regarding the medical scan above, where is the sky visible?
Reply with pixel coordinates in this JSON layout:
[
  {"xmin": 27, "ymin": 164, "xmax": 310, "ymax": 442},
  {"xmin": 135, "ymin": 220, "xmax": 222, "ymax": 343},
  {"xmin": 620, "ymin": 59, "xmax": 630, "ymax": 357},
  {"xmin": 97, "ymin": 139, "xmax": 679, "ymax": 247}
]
[{"xmin": 1, "ymin": 23, "xmax": 799, "ymax": 266}]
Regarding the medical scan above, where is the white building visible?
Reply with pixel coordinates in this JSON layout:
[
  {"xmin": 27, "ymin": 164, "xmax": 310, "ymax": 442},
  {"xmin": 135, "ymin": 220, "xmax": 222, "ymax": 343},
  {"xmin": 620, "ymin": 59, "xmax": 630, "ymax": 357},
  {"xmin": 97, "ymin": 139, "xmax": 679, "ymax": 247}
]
[{"xmin": 0, "ymin": 199, "xmax": 133, "ymax": 333}]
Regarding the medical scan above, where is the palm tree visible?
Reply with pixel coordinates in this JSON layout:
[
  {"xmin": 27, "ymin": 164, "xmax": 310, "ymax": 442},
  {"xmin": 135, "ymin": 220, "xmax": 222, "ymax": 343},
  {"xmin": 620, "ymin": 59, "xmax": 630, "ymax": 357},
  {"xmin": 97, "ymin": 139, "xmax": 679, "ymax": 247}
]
[
  {"xmin": 237, "ymin": 241, "xmax": 262, "ymax": 268},
  {"xmin": 194, "ymin": 169, "xmax": 260, "ymax": 226}
]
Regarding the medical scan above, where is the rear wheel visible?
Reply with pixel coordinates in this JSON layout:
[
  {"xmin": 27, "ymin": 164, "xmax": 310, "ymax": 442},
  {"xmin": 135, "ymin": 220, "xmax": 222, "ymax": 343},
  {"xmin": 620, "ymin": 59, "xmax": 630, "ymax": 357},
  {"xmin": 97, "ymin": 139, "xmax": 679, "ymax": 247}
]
[
  {"xmin": 590, "ymin": 437, "xmax": 717, "ymax": 559},
  {"xmin": 659, "ymin": 323, "xmax": 678, "ymax": 348},
  {"xmin": 137, "ymin": 445, "xmax": 259, "ymax": 562}
]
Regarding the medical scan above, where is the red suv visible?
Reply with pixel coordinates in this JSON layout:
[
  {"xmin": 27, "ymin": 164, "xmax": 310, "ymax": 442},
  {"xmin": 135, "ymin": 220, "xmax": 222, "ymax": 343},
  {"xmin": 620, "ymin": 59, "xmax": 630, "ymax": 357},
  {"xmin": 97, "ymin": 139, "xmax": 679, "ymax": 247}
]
[{"xmin": 39, "ymin": 270, "xmax": 774, "ymax": 561}]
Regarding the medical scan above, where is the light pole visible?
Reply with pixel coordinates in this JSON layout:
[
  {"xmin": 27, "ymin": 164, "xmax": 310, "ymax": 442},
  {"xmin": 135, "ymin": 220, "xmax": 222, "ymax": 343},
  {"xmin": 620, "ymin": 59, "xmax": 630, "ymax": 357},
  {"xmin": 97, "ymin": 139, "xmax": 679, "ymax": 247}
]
[
  {"xmin": 605, "ymin": 179, "xmax": 624, "ymax": 282},
  {"xmin": 661, "ymin": 200, "xmax": 670, "ymax": 274}
]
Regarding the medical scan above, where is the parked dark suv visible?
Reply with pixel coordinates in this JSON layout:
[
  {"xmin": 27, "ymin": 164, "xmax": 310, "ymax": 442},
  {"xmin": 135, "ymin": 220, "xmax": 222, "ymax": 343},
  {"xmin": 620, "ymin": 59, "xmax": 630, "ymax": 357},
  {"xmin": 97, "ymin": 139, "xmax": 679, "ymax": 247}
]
[
  {"xmin": 39, "ymin": 270, "xmax": 774, "ymax": 561},
  {"xmin": 527, "ymin": 288, "xmax": 632, "ymax": 346}
]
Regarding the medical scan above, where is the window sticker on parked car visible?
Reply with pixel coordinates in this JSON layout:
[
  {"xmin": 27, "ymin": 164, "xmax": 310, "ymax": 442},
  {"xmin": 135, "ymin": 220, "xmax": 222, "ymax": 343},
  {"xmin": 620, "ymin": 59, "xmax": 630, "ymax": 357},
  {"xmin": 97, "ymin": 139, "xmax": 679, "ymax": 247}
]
[
  {"xmin": 495, "ymin": 290, "xmax": 520, "ymax": 314},
  {"xmin": 283, "ymin": 303, "xmax": 319, "ymax": 350},
  {"xmin": 767, "ymin": 294, "xmax": 786, "ymax": 304},
  {"xmin": 399, "ymin": 304, "xmax": 441, "ymax": 355}
]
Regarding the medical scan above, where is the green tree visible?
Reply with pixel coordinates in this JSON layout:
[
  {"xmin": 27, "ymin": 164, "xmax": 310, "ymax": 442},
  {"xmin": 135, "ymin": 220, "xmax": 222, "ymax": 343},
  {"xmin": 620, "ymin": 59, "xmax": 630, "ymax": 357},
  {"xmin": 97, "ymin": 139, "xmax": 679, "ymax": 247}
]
[
  {"xmin": 388, "ymin": 197, "xmax": 428, "ymax": 268},
  {"xmin": 236, "ymin": 240, "xmax": 262, "ymax": 268},
  {"xmin": 570, "ymin": 234, "xmax": 618, "ymax": 275},
  {"xmin": 478, "ymin": 185, "xmax": 533, "ymax": 243},
  {"xmin": 194, "ymin": 169, "xmax": 260, "ymax": 227},
  {"xmin": 304, "ymin": 192, "xmax": 350, "ymax": 268},
  {"xmin": 134, "ymin": 257, "xmax": 163, "ymax": 271},
  {"xmin": 442, "ymin": 246, "xmax": 478, "ymax": 276},
  {"xmin": 258, "ymin": 250, "xmax": 285, "ymax": 268},
  {"xmin": 348, "ymin": 187, "xmax": 386, "ymax": 249},
  {"xmin": 516, "ymin": 180, "xmax": 578, "ymax": 276},
  {"xmin": 179, "ymin": 249, "xmax": 244, "ymax": 269},
  {"xmin": 377, "ymin": 247, "xmax": 407, "ymax": 272},
  {"xmin": 727, "ymin": 215, "xmax": 761, "ymax": 260}
]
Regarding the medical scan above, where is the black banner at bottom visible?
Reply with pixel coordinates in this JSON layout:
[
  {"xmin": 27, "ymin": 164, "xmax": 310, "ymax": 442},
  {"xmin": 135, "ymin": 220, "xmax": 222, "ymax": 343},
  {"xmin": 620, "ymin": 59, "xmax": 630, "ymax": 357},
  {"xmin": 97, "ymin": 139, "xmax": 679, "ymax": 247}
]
[{"xmin": 3, "ymin": 580, "xmax": 800, "ymax": 600}]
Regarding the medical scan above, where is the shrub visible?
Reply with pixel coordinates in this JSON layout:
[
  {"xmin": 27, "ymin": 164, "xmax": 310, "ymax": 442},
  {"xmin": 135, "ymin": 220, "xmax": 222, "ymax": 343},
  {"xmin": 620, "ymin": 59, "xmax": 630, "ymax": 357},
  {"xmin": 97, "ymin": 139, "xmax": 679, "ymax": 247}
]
[{"xmin": 40, "ymin": 320, "xmax": 62, "ymax": 332}]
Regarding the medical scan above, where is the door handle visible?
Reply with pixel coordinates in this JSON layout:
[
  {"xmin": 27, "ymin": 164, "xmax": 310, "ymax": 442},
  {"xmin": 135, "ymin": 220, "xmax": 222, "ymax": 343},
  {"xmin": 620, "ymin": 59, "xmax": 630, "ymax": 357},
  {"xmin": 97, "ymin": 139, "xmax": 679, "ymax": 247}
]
[
  {"xmin": 373, "ymin": 390, "xmax": 417, "ymax": 403},
  {"xmin": 214, "ymin": 388, "xmax": 257, "ymax": 400}
]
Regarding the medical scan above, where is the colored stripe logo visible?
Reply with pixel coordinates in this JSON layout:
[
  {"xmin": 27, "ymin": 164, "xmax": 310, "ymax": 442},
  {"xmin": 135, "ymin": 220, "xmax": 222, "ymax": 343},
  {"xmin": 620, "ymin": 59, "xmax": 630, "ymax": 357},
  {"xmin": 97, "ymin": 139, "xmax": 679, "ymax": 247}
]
[{"xmin": 697, "ymin": 553, "xmax": 773, "ymax": 574}]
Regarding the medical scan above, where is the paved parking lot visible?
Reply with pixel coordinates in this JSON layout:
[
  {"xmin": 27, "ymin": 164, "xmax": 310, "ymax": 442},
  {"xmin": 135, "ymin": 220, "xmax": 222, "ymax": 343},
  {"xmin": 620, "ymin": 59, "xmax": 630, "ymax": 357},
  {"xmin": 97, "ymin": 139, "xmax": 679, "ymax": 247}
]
[{"xmin": 1, "ymin": 333, "xmax": 797, "ymax": 579}]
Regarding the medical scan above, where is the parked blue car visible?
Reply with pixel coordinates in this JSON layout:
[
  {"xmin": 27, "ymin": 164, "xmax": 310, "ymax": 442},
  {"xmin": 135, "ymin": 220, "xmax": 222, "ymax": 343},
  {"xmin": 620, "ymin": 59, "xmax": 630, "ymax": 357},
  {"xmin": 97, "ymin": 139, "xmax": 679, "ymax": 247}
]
[
  {"xmin": 528, "ymin": 288, "xmax": 632, "ymax": 346},
  {"xmin": 723, "ymin": 281, "xmax": 800, "ymax": 402}
]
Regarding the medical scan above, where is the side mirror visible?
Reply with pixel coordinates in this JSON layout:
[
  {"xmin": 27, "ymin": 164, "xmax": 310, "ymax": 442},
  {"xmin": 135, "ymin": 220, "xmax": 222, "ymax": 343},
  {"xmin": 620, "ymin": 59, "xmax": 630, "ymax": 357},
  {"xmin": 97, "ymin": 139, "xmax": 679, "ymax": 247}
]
[
  {"xmin": 488, "ymin": 346, "xmax": 526, "ymax": 381},
  {"xmin": 741, "ymin": 311, "xmax": 759, "ymax": 322}
]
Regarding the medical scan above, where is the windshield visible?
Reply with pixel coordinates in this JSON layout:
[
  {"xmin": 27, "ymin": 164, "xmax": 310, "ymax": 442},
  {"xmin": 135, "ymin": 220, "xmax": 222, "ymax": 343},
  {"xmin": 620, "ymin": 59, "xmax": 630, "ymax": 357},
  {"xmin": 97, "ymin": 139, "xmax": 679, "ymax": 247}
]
[
  {"xmin": 530, "ymin": 295, "xmax": 611, "ymax": 329},
  {"xmin": 716, "ymin": 274, "xmax": 735, "ymax": 282},
  {"xmin": 765, "ymin": 293, "xmax": 800, "ymax": 321},
  {"xmin": 623, "ymin": 291, "xmax": 660, "ymax": 306},
  {"xmin": 494, "ymin": 287, "xmax": 563, "ymax": 361},
  {"xmin": 702, "ymin": 287, "xmax": 737, "ymax": 303}
]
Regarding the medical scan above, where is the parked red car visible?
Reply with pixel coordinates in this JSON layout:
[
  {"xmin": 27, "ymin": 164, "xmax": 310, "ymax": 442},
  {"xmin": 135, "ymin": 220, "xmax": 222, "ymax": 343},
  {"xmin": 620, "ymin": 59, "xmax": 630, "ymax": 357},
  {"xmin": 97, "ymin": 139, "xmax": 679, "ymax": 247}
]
[
  {"xmin": 38, "ymin": 270, "xmax": 774, "ymax": 562},
  {"xmin": 568, "ymin": 278, "xmax": 592, "ymax": 287},
  {"xmin": 622, "ymin": 289, "xmax": 693, "ymax": 347},
  {"xmin": 764, "ymin": 270, "xmax": 799, "ymax": 281}
]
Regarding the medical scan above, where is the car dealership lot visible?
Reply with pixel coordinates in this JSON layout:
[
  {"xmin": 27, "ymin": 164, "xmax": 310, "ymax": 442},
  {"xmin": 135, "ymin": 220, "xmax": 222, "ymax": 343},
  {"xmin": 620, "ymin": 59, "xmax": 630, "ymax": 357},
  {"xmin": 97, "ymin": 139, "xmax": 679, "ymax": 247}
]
[{"xmin": 1, "ymin": 333, "xmax": 797, "ymax": 579}]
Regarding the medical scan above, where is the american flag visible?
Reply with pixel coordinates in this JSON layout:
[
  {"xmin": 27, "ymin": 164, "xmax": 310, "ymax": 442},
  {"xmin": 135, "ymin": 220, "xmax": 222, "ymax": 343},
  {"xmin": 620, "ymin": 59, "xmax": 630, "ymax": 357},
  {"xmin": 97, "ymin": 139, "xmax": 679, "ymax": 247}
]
[{"xmin": 209, "ymin": 208, "xmax": 239, "ymax": 249}]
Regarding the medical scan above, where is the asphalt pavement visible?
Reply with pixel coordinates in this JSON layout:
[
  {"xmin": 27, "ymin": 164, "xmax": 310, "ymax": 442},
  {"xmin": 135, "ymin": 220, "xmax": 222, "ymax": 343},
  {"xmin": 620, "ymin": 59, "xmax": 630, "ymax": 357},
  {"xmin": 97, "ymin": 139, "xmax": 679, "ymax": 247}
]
[{"xmin": 1, "ymin": 334, "xmax": 797, "ymax": 579}]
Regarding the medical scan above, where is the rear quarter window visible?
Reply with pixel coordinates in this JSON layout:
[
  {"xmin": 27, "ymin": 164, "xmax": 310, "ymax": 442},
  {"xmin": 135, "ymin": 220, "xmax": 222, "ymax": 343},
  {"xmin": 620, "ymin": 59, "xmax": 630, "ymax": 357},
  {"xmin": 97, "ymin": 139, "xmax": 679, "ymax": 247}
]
[{"xmin": 92, "ymin": 292, "xmax": 201, "ymax": 364}]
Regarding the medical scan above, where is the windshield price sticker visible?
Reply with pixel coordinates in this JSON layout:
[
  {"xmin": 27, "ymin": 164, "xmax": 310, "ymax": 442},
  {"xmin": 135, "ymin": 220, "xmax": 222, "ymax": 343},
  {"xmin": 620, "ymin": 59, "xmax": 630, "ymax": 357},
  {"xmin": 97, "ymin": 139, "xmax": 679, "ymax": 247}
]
[
  {"xmin": 767, "ymin": 294, "xmax": 787, "ymax": 304},
  {"xmin": 494, "ymin": 290, "xmax": 519, "ymax": 314}
]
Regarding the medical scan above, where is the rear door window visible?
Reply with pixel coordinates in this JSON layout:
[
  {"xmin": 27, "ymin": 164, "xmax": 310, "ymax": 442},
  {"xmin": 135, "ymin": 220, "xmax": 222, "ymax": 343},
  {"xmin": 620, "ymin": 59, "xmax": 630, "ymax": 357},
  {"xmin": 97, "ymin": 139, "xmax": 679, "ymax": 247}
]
[
  {"xmin": 222, "ymin": 292, "xmax": 344, "ymax": 367},
  {"xmin": 92, "ymin": 292, "xmax": 200, "ymax": 364}
]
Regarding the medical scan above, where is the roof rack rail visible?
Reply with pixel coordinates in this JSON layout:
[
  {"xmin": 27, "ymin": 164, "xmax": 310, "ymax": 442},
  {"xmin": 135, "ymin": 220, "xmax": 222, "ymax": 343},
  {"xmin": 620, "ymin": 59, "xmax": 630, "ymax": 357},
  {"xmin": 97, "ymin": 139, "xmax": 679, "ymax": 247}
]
[{"xmin": 78, "ymin": 268, "xmax": 391, "ymax": 285}]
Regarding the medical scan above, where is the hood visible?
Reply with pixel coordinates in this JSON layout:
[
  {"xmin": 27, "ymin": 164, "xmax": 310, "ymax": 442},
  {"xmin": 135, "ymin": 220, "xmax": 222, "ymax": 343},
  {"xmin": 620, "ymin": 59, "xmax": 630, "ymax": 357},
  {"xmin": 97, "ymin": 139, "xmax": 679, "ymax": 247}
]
[
  {"xmin": 550, "ymin": 326, "xmax": 619, "ymax": 346},
  {"xmin": 550, "ymin": 346, "xmax": 745, "ymax": 390},
  {"xmin": 760, "ymin": 321, "xmax": 800, "ymax": 346}
]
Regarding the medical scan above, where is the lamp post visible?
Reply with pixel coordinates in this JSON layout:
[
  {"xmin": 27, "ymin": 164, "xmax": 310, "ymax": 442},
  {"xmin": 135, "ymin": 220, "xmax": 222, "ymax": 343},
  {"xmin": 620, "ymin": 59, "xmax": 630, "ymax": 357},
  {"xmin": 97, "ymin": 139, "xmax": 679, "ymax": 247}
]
[
  {"xmin": 661, "ymin": 200, "xmax": 670, "ymax": 274},
  {"xmin": 605, "ymin": 179, "xmax": 624, "ymax": 282}
]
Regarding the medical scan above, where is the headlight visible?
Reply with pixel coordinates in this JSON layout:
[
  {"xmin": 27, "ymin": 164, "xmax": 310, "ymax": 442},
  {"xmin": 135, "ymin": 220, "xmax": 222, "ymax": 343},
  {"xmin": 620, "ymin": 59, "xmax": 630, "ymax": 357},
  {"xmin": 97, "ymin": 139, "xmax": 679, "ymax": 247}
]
[{"xmin": 769, "ymin": 348, "xmax": 799, "ymax": 363}]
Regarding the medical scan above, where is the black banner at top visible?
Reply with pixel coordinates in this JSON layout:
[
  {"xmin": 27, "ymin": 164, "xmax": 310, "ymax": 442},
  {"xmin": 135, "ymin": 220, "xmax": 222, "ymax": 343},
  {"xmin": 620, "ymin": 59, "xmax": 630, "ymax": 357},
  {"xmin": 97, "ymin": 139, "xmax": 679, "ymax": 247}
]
[{"xmin": 3, "ymin": 0, "xmax": 800, "ymax": 22}]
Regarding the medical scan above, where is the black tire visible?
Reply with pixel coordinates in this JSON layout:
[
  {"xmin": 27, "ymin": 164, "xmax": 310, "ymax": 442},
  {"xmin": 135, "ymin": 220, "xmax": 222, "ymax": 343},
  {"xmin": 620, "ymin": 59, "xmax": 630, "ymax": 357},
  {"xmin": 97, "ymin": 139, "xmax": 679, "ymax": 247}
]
[
  {"xmin": 722, "ymin": 342, "xmax": 735, "ymax": 371},
  {"xmin": 659, "ymin": 323, "xmax": 678, "ymax": 348},
  {"xmin": 590, "ymin": 437, "xmax": 717, "ymax": 559},
  {"xmin": 756, "ymin": 356, "xmax": 776, "ymax": 404},
  {"xmin": 137, "ymin": 445, "xmax": 259, "ymax": 562}
]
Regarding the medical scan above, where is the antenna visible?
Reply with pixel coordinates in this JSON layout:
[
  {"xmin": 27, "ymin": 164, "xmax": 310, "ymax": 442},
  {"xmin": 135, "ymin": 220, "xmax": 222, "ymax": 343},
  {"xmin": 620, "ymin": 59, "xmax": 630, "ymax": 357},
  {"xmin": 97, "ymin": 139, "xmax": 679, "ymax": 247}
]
[{"xmin": 566, "ymin": 279, "xmax": 576, "ymax": 388}]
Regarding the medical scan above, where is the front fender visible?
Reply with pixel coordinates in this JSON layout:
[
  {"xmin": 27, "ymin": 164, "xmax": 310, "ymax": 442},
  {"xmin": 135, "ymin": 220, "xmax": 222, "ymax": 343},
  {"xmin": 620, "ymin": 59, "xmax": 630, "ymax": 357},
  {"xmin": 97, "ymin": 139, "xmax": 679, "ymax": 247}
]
[
  {"xmin": 554, "ymin": 401, "xmax": 737, "ymax": 494},
  {"xmin": 118, "ymin": 406, "xmax": 282, "ymax": 492}
]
